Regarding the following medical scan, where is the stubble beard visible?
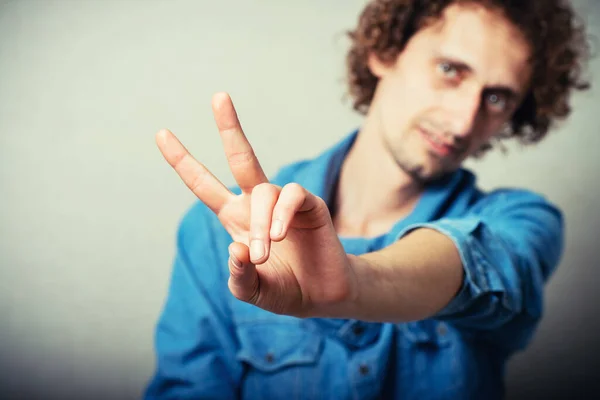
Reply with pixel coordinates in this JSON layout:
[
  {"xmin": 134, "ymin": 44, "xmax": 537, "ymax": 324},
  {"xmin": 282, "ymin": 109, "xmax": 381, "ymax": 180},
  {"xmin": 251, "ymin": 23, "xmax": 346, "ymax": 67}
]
[{"xmin": 385, "ymin": 135, "xmax": 452, "ymax": 185}]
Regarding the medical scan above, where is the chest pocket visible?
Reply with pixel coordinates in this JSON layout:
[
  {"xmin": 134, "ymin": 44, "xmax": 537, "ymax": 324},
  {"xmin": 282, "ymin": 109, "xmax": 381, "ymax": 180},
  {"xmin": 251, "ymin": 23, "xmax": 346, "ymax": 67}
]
[
  {"xmin": 401, "ymin": 319, "xmax": 452, "ymax": 348},
  {"xmin": 398, "ymin": 320, "xmax": 472, "ymax": 398},
  {"xmin": 236, "ymin": 321, "xmax": 324, "ymax": 399}
]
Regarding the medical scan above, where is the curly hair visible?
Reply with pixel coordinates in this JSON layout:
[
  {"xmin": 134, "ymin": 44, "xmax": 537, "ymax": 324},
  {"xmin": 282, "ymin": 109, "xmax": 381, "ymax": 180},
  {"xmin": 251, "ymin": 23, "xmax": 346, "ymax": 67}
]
[{"xmin": 346, "ymin": 0, "xmax": 591, "ymax": 152}]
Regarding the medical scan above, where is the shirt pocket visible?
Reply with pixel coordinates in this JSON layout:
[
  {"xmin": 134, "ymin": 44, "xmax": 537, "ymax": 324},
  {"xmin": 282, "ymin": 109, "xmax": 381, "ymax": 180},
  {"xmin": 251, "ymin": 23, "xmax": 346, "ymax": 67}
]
[
  {"xmin": 401, "ymin": 319, "xmax": 452, "ymax": 348},
  {"xmin": 398, "ymin": 320, "xmax": 467, "ymax": 398},
  {"xmin": 236, "ymin": 321, "xmax": 324, "ymax": 399}
]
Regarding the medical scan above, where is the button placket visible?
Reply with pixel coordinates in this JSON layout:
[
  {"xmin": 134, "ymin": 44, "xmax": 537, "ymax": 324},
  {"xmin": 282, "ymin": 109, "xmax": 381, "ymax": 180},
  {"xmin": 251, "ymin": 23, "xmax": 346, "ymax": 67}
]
[
  {"xmin": 337, "ymin": 321, "xmax": 380, "ymax": 348},
  {"xmin": 352, "ymin": 324, "xmax": 365, "ymax": 336},
  {"xmin": 264, "ymin": 352, "xmax": 274, "ymax": 363},
  {"xmin": 437, "ymin": 323, "xmax": 448, "ymax": 336},
  {"xmin": 358, "ymin": 364, "xmax": 370, "ymax": 376}
]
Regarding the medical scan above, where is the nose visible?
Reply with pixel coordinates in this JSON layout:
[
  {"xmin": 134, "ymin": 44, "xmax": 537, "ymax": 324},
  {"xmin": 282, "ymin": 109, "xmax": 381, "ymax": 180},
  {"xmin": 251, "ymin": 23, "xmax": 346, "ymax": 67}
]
[{"xmin": 445, "ymin": 86, "xmax": 481, "ymax": 137}]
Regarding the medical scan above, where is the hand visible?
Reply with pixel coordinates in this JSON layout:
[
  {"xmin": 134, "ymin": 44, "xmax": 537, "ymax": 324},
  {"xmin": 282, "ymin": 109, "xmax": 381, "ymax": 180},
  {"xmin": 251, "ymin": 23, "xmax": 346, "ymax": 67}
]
[{"xmin": 156, "ymin": 92, "xmax": 357, "ymax": 317}]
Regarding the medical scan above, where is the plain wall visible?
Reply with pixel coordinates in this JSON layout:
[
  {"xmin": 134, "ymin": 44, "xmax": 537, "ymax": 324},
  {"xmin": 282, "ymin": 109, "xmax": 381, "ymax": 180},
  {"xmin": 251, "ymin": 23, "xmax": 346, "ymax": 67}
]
[{"xmin": 1, "ymin": 0, "xmax": 598, "ymax": 398}]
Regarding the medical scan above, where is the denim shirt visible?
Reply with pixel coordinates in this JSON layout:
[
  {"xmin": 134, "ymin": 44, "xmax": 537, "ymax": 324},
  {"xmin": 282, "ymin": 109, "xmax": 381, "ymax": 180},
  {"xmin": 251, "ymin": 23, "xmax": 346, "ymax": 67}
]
[{"xmin": 144, "ymin": 131, "xmax": 564, "ymax": 399}]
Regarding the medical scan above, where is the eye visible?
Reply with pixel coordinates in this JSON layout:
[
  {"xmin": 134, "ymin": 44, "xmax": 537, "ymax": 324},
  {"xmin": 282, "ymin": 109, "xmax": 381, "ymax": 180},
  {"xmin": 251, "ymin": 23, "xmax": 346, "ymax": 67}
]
[
  {"xmin": 486, "ymin": 93, "xmax": 508, "ymax": 113},
  {"xmin": 438, "ymin": 62, "xmax": 459, "ymax": 79}
]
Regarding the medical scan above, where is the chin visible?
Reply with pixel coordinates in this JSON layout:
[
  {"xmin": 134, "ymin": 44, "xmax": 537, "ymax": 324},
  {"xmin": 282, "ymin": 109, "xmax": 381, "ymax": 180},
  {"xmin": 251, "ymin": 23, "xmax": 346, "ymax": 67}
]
[
  {"xmin": 417, "ymin": 170, "xmax": 447, "ymax": 183},
  {"xmin": 391, "ymin": 145, "xmax": 456, "ymax": 183},
  {"xmin": 410, "ymin": 161, "xmax": 456, "ymax": 184}
]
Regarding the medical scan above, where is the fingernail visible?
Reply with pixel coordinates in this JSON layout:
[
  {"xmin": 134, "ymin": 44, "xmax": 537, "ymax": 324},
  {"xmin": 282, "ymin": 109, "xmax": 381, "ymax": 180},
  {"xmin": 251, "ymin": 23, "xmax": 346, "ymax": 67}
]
[
  {"xmin": 229, "ymin": 251, "xmax": 242, "ymax": 269},
  {"xmin": 250, "ymin": 239, "xmax": 264, "ymax": 260},
  {"xmin": 271, "ymin": 220, "xmax": 283, "ymax": 237}
]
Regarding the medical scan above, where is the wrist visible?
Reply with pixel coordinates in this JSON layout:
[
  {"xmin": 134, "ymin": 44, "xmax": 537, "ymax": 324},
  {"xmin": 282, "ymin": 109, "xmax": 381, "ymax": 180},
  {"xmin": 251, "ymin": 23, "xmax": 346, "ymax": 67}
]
[{"xmin": 306, "ymin": 254, "xmax": 363, "ymax": 319}]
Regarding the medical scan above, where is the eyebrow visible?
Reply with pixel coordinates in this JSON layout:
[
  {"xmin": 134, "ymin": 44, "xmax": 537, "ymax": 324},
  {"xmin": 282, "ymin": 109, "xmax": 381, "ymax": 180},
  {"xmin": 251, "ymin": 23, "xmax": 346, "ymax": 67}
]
[{"xmin": 435, "ymin": 55, "xmax": 523, "ymax": 100}]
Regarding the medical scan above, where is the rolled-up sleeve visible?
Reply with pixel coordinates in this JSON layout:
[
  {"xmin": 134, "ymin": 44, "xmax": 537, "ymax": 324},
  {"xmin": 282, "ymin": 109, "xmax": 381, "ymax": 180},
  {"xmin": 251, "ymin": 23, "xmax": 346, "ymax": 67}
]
[{"xmin": 396, "ymin": 189, "xmax": 564, "ymax": 351}]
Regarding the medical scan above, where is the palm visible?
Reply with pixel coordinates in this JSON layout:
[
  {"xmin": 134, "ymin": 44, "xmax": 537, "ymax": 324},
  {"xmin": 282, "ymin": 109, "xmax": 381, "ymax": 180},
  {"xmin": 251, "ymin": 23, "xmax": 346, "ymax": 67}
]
[
  {"xmin": 218, "ymin": 188, "xmax": 350, "ymax": 315},
  {"xmin": 156, "ymin": 93, "xmax": 354, "ymax": 317}
]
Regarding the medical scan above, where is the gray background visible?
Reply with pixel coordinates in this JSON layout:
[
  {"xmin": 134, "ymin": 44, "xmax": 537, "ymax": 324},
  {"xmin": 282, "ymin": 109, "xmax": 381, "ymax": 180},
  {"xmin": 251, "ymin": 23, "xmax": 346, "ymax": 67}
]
[{"xmin": 0, "ymin": 0, "xmax": 598, "ymax": 398}]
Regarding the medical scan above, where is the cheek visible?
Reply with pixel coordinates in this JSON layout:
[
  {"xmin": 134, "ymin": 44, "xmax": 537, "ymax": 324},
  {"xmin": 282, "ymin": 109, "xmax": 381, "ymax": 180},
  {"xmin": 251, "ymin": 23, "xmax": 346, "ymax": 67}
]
[
  {"xmin": 477, "ymin": 119, "xmax": 507, "ymax": 142},
  {"xmin": 404, "ymin": 68, "xmax": 439, "ymax": 106},
  {"xmin": 464, "ymin": 124, "xmax": 501, "ymax": 155},
  {"xmin": 381, "ymin": 75, "xmax": 438, "ymax": 133}
]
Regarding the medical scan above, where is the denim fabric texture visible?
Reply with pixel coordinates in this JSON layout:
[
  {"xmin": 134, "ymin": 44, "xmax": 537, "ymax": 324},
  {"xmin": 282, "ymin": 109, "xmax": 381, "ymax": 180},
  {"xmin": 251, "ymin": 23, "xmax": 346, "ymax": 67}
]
[{"xmin": 144, "ymin": 131, "xmax": 563, "ymax": 399}]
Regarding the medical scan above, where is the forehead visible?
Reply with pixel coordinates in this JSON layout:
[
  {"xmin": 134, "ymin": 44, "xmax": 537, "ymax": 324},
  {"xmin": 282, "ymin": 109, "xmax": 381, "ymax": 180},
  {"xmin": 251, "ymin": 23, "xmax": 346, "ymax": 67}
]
[{"xmin": 419, "ymin": 3, "xmax": 532, "ymax": 90}]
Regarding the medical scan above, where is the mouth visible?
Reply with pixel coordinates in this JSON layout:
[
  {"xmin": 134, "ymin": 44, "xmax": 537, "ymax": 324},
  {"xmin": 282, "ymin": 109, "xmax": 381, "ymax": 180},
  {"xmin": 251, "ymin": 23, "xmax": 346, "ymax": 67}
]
[{"xmin": 418, "ymin": 127, "xmax": 460, "ymax": 158}]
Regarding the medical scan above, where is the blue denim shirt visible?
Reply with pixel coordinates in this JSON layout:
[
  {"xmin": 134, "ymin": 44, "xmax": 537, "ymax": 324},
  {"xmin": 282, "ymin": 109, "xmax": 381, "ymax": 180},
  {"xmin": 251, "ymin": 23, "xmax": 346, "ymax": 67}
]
[{"xmin": 144, "ymin": 131, "xmax": 564, "ymax": 399}]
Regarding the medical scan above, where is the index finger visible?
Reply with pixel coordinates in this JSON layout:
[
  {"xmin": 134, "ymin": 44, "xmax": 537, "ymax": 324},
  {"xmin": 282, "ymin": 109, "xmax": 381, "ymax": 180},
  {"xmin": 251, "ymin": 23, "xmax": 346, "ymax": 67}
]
[
  {"xmin": 212, "ymin": 92, "xmax": 268, "ymax": 193},
  {"xmin": 156, "ymin": 128, "xmax": 233, "ymax": 215}
]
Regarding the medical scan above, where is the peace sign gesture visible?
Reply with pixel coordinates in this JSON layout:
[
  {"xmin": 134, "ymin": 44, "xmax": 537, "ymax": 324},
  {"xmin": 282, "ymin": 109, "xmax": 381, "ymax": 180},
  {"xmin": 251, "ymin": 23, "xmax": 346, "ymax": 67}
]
[{"xmin": 156, "ymin": 92, "xmax": 357, "ymax": 317}]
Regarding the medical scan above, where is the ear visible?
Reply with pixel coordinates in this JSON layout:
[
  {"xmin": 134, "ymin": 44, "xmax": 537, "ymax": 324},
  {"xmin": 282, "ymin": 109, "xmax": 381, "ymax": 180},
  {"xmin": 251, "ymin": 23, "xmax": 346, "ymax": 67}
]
[{"xmin": 367, "ymin": 52, "xmax": 394, "ymax": 78}]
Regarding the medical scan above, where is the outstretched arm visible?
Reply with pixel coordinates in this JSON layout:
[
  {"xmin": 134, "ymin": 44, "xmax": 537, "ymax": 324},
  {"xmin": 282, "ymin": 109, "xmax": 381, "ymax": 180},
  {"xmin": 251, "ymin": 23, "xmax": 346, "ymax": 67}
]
[{"xmin": 156, "ymin": 92, "xmax": 563, "ymax": 345}]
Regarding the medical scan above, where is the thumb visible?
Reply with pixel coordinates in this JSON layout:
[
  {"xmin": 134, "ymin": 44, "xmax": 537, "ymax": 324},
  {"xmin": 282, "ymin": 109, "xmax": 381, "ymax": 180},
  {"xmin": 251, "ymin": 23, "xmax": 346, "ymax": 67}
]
[{"xmin": 227, "ymin": 242, "xmax": 260, "ymax": 305}]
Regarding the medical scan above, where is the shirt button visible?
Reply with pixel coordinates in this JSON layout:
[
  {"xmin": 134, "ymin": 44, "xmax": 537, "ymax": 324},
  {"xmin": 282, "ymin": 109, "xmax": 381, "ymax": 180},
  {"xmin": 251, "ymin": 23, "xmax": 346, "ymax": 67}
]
[
  {"xmin": 437, "ymin": 323, "xmax": 448, "ymax": 336},
  {"xmin": 359, "ymin": 364, "xmax": 370, "ymax": 376},
  {"xmin": 265, "ymin": 353, "xmax": 274, "ymax": 363},
  {"xmin": 352, "ymin": 324, "xmax": 365, "ymax": 336}
]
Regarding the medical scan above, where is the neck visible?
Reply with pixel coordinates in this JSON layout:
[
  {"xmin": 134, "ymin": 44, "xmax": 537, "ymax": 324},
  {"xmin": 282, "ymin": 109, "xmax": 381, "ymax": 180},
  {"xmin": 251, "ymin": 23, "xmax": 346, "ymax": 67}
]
[{"xmin": 332, "ymin": 118, "xmax": 424, "ymax": 238}]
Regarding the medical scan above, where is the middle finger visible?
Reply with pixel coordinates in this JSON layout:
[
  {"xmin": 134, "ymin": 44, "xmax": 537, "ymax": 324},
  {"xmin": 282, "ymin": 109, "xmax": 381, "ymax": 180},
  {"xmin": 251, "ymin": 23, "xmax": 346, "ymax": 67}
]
[{"xmin": 212, "ymin": 92, "xmax": 269, "ymax": 194}]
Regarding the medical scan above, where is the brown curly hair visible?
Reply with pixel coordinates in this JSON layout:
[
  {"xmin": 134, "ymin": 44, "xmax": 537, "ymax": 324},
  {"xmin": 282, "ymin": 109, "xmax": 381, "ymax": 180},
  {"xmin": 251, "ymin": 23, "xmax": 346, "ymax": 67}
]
[{"xmin": 346, "ymin": 0, "xmax": 591, "ymax": 152}]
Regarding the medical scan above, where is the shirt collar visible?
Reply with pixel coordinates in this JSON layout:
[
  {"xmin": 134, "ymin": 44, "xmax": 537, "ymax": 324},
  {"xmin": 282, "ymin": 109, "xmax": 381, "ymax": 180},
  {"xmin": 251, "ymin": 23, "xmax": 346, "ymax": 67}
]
[
  {"xmin": 291, "ymin": 129, "xmax": 359, "ymax": 206},
  {"xmin": 289, "ymin": 129, "xmax": 476, "ymax": 239}
]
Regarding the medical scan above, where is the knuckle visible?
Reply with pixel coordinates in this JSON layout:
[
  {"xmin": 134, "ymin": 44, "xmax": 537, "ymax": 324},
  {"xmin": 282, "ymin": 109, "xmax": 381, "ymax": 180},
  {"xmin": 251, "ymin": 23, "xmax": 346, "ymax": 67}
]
[
  {"xmin": 228, "ymin": 262, "xmax": 244, "ymax": 279},
  {"xmin": 252, "ymin": 182, "xmax": 269, "ymax": 193},
  {"xmin": 250, "ymin": 230, "xmax": 267, "ymax": 241},
  {"xmin": 283, "ymin": 183, "xmax": 307, "ymax": 203},
  {"xmin": 314, "ymin": 195, "xmax": 327, "ymax": 209},
  {"xmin": 171, "ymin": 151, "xmax": 186, "ymax": 169},
  {"xmin": 227, "ymin": 150, "xmax": 255, "ymax": 167},
  {"xmin": 274, "ymin": 183, "xmax": 308, "ymax": 215},
  {"xmin": 284, "ymin": 182, "xmax": 305, "ymax": 195},
  {"xmin": 229, "ymin": 276, "xmax": 260, "ymax": 305},
  {"xmin": 189, "ymin": 169, "xmax": 210, "ymax": 193},
  {"xmin": 252, "ymin": 182, "xmax": 279, "ymax": 197}
]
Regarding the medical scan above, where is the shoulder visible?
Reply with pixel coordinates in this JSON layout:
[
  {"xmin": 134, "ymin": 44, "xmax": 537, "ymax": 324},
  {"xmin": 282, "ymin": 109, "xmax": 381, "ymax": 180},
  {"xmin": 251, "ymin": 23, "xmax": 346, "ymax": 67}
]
[
  {"xmin": 471, "ymin": 186, "xmax": 562, "ymax": 218},
  {"xmin": 467, "ymin": 186, "xmax": 565, "ymax": 267},
  {"xmin": 450, "ymin": 169, "xmax": 557, "ymax": 209},
  {"xmin": 452, "ymin": 171, "xmax": 564, "ymax": 249}
]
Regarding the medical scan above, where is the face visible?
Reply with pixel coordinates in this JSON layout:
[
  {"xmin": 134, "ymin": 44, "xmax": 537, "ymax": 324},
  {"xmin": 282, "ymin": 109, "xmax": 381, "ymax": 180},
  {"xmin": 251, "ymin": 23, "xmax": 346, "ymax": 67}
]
[{"xmin": 367, "ymin": 3, "xmax": 533, "ymax": 183}]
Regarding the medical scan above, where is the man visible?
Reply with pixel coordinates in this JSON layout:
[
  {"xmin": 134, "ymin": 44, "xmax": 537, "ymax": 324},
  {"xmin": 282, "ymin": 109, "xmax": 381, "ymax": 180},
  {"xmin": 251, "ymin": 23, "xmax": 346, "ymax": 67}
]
[{"xmin": 145, "ymin": 0, "xmax": 590, "ymax": 398}]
